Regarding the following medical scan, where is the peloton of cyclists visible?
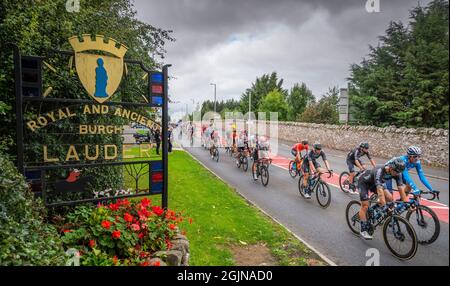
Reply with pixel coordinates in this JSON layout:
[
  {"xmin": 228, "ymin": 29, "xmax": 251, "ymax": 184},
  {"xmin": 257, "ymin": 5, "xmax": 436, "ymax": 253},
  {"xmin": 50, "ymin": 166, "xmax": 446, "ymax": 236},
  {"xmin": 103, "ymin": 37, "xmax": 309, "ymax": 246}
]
[
  {"xmin": 346, "ymin": 142, "xmax": 377, "ymax": 194},
  {"xmin": 301, "ymin": 142, "xmax": 332, "ymax": 199}
]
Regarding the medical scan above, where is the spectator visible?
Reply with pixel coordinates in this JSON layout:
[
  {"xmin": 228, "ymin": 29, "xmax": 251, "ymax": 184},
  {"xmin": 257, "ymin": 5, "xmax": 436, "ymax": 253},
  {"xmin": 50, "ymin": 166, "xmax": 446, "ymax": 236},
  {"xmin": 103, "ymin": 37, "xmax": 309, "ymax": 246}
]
[{"xmin": 154, "ymin": 128, "xmax": 161, "ymax": 155}]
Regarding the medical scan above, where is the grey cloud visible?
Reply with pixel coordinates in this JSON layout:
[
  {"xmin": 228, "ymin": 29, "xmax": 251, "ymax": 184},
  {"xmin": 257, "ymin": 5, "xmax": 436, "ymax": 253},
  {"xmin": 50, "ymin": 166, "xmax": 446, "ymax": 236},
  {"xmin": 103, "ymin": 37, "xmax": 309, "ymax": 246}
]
[{"xmin": 132, "ymin": 0, "xmax": 432, "ymax": 117}]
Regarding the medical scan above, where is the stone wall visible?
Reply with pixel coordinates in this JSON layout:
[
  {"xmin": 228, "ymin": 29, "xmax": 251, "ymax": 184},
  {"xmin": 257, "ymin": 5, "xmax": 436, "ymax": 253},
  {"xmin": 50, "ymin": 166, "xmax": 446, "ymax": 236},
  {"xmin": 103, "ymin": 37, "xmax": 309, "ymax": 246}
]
[
  {"xmin": 260, "ymin": 121, "xmax": 449, "ymax": 168},
  {"xmin": 147, "ymin": 233, "xmax": 190, "ymax": 266}
]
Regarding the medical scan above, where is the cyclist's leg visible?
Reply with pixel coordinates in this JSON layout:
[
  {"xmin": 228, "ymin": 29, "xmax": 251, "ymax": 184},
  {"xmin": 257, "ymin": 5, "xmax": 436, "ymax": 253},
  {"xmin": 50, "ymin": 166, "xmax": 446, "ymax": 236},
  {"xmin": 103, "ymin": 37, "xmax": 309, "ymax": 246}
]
[
  {"xmin": 347, "ymin": 159, "xmax": 356, "ymax": 183},
  {"xmin": 302, "ymin": 161, "xmax": 310, "ymax": 191},
  {"xmin": 383, "ymin": 187, "xmax": 393, "ymax": 203},
  {"xmin": 252, "ymin": 150, "xmax": 259, "ymax": 178},
  {"xmin": 358, "ymin": 182, "xmax": 374, "ymax": 238}
]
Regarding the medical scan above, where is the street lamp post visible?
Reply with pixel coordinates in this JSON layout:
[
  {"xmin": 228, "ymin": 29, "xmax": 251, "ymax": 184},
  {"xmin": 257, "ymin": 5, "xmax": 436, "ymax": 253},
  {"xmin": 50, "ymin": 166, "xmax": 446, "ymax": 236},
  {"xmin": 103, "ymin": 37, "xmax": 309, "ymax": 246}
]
[{"xmin": 210, "ymin": 83, "xmax": 217, "ymax": 113}]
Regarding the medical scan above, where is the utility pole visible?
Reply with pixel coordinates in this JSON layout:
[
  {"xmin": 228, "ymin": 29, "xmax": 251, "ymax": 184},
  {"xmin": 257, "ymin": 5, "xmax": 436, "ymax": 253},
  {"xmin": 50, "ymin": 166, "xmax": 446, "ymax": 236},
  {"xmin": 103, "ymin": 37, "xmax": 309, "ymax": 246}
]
[{"xmin": 210, "ymin": 83, "xmax": 217, "ymax": 113}]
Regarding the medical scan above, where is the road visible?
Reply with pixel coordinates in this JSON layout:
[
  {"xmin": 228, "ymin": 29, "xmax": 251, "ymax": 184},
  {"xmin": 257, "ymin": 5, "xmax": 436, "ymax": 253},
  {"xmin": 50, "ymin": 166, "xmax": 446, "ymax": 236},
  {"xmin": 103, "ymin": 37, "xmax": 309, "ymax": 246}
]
[{"xmin": 175, "ymin": 132, "xmax": 449, "ymax": 266}]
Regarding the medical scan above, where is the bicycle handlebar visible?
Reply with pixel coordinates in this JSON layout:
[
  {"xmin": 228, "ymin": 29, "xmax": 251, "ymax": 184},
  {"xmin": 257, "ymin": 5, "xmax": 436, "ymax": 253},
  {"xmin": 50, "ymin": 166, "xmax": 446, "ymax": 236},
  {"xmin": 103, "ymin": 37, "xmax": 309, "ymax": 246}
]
[{"xmin": 419, "ymin": 189, "xmax": 440, "ymax": 201}]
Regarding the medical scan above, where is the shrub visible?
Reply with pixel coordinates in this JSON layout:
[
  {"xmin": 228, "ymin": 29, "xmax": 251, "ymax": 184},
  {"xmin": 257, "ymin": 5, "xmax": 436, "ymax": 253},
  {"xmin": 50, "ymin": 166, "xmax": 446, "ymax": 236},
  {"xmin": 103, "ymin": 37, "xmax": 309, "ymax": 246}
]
[
  {"xmin": 61, "ymin": 198, "xmax": 186, "ymax": 266},
  {"xmin": 0, "ymin": 151, "xmax": 66, "ymax": 266}
]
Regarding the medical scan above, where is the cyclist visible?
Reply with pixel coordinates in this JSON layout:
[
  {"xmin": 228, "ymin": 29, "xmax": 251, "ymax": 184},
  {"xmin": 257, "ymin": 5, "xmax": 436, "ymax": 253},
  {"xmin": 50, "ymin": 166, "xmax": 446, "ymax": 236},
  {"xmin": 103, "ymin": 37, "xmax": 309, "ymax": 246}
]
[
  {"xmin": 357, "ymin": 157, "xmax": 408, "ymax": 240},
  {"xmin": 235, "ymin": 130, "xmax": 249, "ymax": 165},
  {"xmin": 301, "ymin": 142, "xmax": 332, "ymax": 199},
  {"xmin": 385, "ymin": 146, "xmax": 437, "ymax": 196},
  {"xmin": 231, "ymin": 124, "xmax": 238, "ymax": 151},
  {"xmin": 346, "ymin": 142, "xmax": 376, "ymax": 194},
  {"xmin": 251, "ymin": 134, "xmax": 270, "ymax": 180},
  {"xmin": 209, "ymin": 125, "xmax": 219, "ymax": 159},
  {"xmin": 291, "ymin": 140, "xmax": 309, "ymax": 172},
  {"xmin": 188, "ymin": 122, "xmax": 195, "ymax": 144}
]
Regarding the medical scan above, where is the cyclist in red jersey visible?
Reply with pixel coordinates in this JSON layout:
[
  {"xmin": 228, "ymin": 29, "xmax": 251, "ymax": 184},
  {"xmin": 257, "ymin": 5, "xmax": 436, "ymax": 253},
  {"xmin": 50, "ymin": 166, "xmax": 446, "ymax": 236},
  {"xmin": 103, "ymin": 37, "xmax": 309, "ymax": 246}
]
[{"xmin": 291, "ymin": 140, "xmax": 309, "ymax": 172}]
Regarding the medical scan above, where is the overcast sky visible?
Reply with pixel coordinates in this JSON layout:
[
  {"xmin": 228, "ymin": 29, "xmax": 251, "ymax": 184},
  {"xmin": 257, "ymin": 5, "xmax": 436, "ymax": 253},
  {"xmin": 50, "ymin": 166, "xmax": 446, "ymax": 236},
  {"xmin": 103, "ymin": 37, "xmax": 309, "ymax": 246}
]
[{"xmin": 133, "ymin": 0, "xmax": 431, "ymax": 118}]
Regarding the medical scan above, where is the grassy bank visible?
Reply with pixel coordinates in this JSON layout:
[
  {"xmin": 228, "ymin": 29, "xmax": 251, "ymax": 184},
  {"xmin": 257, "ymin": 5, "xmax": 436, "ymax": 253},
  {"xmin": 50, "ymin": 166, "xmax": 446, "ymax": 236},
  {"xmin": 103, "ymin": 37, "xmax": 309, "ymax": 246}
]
[{"xmin": 167, "ymin": 150, "xmax": 325, "ymax": 266}]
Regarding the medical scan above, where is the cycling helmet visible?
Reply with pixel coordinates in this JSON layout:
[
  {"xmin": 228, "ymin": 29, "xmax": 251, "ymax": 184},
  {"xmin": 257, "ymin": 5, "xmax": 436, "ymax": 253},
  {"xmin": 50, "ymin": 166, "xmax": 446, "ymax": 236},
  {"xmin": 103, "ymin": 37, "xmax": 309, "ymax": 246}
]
[
  {"xmin": 313, "ymin": 142, "xmax": 322, "ymax": 150},
  {"xmin": 386, "ymin": 158, "xmax": 406, "ymax": 173},
  {"xmin": 359, "ymin": 142, "xmax": 369, "ymax": 149},
  {"xmin": 407, "ymin": 146, "xmax": 422, "ymax": 157},
  {"xmin": 302, "ymin": 140, "xmax": 309, "ymax": 145}
]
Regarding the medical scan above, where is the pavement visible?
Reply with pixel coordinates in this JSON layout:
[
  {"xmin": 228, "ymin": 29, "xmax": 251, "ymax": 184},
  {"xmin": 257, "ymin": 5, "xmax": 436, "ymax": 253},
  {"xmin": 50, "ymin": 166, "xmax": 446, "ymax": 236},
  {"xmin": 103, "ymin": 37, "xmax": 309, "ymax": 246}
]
[{"xmin": 174, "ymin": 130, "xmax": 449, "ymax": 266}]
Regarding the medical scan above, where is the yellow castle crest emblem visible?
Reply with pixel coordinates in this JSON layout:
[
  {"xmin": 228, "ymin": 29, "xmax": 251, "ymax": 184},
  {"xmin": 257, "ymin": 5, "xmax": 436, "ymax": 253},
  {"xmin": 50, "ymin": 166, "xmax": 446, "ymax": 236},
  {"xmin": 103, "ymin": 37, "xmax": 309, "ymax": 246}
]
[{"xmin": 69, "ymin": 34, "xmax": 128, "ymax": 103}]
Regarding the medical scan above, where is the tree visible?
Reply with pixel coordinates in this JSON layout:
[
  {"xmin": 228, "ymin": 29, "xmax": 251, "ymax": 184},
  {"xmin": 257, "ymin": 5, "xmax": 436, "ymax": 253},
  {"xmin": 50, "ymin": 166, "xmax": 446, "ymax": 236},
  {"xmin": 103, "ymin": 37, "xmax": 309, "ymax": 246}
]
[
  {"xmin": 298, "ymin": 87, "xmax": 339, "ymax": 124},
  {"xmin": 0, "ymin": 1, "xmax": 175, "ymax": 193},
  {"xmin": 286, "ymin": 83, "xmax": 315, "ymax": 121},
  {"xmin": 348, "ymin": 0, "xmax": 449, "ymax": 128},
  {"xmin": 239, "ymin": 72, "xmax": 287, "ymax": 114},
  {"xmin": 258, "ymin": 89, "xmax": 289, "ymax": 121}
]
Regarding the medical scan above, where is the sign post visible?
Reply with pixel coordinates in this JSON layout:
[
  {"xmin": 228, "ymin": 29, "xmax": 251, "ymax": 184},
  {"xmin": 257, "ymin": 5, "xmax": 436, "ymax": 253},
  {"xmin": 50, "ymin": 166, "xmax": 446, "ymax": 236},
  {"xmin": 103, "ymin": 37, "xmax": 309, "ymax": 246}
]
[{"xmin": 11, "ymin": 35, "xmax": 171, "ymax": 208}]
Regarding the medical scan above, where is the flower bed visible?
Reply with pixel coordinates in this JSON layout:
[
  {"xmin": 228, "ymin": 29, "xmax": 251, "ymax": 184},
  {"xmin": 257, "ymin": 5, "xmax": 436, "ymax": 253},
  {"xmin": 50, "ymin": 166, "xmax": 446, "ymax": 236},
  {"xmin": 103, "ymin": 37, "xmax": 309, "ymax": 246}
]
[{"xmin": 61, "ymin": 198, "xmax": 190, "ymax": 266}]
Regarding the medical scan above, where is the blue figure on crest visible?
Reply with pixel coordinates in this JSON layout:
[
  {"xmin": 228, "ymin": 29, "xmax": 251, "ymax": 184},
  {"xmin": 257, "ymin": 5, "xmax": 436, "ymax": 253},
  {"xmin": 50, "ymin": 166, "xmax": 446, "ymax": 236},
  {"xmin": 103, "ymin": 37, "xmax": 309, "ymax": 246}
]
[{"xmin": 94, "ymin": 58, "xmax": 108, "ymax": 98}]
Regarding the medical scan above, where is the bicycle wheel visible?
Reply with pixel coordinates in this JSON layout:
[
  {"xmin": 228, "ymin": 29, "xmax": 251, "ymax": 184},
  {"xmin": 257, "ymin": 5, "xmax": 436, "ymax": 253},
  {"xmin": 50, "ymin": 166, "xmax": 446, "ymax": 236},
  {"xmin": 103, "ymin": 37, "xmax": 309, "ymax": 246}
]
[
  {"xmin": 235, "ymin": 155, "xmax": 242, "ymax": 168},
  {"xmin": 405, "ymin": 205, "xmax": 440, "ymax": 245},
  {"xmin": 339, "ymin": 172, "xmax": 351, "ymax": 193},
  {"xmin": 316, "ymin": 181, "xmax": 332, "ymax": 208},
  {"xmin": 242, "ymin": 156, "xmax": 248, "ymax": 172},
  {"xmin": 260, "ymin": 165, "xmax": 269, "ymax": 187},
  {"xmin": 382, "ymin": 215, "xmax": 418, "ymax": 260},
  {"xmin": 298, "ymin": 174, "xmax": 307, "ymax": 198},
  {"xmin": 288, "ymin": 161, "xmax": 298, "ymax": 178},
  {"xmin": 345, "ymin": 200, "xmax": 362, "ymax": 235}
]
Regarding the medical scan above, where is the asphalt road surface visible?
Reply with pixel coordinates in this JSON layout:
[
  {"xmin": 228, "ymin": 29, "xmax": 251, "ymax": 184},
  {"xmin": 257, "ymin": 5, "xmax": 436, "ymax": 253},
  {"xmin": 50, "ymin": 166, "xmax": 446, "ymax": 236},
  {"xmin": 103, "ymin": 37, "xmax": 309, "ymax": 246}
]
[{"xmin": 175, "ymin": 131, "xmax": 449, "ymax": 266}]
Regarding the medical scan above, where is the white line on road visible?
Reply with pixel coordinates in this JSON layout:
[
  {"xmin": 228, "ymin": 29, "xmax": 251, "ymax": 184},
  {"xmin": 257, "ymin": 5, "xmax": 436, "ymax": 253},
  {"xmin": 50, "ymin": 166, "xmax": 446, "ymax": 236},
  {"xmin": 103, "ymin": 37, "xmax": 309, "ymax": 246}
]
[{"xmin": 182, "ymin": 148, "xmax": 338, "ymax": 266}]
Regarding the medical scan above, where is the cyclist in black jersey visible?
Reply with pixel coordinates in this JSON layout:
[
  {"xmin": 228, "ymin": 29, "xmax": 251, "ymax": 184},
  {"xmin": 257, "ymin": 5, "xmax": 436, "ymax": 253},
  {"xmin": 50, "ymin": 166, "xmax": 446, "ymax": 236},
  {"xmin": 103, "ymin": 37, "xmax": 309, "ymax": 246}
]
[
  {"xmin": 357, "ymin": 157, "xmax": 408, "ymax": 240},
  {"xmin": 301, "ymin": 142, "xmax": 332, "ymax": 199},
  {"xmin": 346, "ymin": 142, "xmax": 376, "ymax": 193}
]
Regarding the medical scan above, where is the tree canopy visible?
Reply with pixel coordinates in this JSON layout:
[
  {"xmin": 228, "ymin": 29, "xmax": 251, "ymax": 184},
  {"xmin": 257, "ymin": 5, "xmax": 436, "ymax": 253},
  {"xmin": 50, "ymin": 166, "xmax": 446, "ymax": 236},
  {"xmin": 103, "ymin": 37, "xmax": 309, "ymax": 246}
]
[{"xmin": 348, "ymin": 0, "xmax": 449, "ymax": 128}]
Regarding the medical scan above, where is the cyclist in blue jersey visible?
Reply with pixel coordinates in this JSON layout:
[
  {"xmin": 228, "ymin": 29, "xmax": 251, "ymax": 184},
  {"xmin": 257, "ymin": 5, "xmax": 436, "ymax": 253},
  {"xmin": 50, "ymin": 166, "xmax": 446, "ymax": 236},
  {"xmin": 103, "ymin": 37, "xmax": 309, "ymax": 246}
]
[{"xmin": 385, "ymin": 146, "xmax": 436, "ymax": 196}]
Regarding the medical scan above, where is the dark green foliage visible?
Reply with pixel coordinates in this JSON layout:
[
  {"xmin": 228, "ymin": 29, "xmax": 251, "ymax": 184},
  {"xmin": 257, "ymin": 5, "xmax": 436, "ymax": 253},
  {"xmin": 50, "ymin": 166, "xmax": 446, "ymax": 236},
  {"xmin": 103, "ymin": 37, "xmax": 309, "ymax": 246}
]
[
  {"xmin": 0, "ymin": 151, "xmax": 66, "ymax": 265},
  {"xmin": 349, "ymin": 0, "xmax": 449, "ymax": 128},
  {"xmin": 0, "ymin": 0, "xmax": 174, "ymax": 194},
  {"xmin": 298, "ymin": 87, "xmax": 339, "ymax": 124},
  {"xmin": 239, "ymin": 72, "xmax": 287, "ymax": 114},
  {"xmin": 286, "ymin": 83, "xmax": 316, "ymax": 121}
]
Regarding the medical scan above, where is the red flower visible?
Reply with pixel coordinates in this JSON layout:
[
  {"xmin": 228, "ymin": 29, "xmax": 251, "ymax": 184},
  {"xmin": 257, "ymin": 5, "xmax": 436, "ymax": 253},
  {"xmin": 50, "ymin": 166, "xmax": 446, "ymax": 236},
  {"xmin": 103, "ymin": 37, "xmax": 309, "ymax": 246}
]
[
  {"xmin": 124, "ymin": 213, "xmax": 133, "ymax": 223},
  {"xmin": 109, "ymin": 203, "xmax": 119, "ymax": 211},
  {"xmin": 122, "ymin": 199, "xmax": 131, "ymax": 207},
  {"xmin": 152, "ymin": 206, "xmax": 164, "ymax": 216},
  {"xmin": 152, "ymin": 261, "xmax": 161, "ymax": 266},
  {"xmin": 169, "ymin": 224, "xmax": 176, "ymax": 230},
  {"xmin": 140, "ymin": 261, "xmax": 150, "ymax": 266},
  {"xmin": 141, "ymin": 198, "xmax": 151, "ymax": 207},
  {"xmin": 89, "ymin": 240, "xmax": 96, "ymax": 248},
  {"xmin": 138, "ymin": 232, "xmax": 145, "ymax": 239},
  {"xmin": 112, "ymin": 230, "xmax": 121, "ymax": 239},
  {"xmin": 113, "ymin": 256, "xmax": 118, "ymax": 265},
  {"xmin": 101, "ymin": 220, "xmax": 111, "ymax": 229},
  {"xmin": 165, "ymin": 239, "xmax": 173, "ymax": 250},
  {"xmin": 131, "ymin": 223, "xmax": 141, "ymax": 232},
  {"xmin": 189, "ymin": 218, "xmax": 193, "ymax": 224},
  {"xmin": 63, "ymin": 229, "xmax": 72, "ymax": 233}
]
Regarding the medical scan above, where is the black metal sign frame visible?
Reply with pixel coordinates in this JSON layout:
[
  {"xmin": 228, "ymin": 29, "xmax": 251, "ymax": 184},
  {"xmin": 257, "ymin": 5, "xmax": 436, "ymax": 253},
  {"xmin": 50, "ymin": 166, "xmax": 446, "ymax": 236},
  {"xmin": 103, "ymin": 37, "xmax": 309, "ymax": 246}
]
[{"xmin": 10, "ymin": 43, "xmax": 171, "ymax": 209}]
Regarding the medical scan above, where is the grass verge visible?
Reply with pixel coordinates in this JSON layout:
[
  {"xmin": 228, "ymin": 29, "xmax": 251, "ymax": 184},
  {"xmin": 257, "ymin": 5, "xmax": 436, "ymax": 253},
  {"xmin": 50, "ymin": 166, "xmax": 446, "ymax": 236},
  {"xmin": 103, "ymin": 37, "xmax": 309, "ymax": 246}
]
[{"xmin": 168, "ymin": 150, "xmax": 326, "ymax": 266}]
